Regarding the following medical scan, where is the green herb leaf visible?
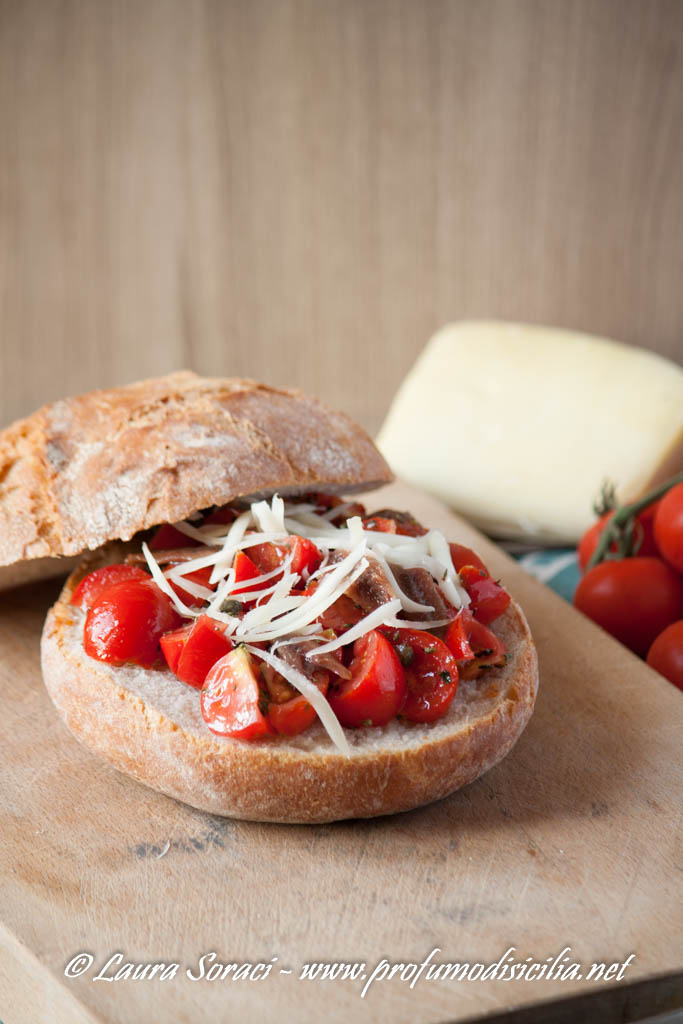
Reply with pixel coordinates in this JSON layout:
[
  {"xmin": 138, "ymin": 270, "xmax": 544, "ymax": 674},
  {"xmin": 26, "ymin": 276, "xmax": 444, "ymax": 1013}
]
[{"xmin": 396, "ymin": 644, "xmax": 414, "ymax": 667}]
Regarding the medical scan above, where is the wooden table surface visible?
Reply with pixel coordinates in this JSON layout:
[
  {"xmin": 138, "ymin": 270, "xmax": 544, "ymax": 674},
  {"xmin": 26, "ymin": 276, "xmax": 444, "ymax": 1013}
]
[
  {"xmin": 1, "ymin": 0, "xmax": 682, "ymax": 436},
  {"xmin": 1, "ymin": 483, "xmax": 681, "ymax": 1024}
]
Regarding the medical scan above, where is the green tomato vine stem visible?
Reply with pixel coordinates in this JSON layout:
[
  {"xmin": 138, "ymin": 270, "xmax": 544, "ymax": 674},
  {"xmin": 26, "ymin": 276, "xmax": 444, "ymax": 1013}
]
[{"xmin": 585, "ymin": 469, "xmax": 683, "ymax": 571}]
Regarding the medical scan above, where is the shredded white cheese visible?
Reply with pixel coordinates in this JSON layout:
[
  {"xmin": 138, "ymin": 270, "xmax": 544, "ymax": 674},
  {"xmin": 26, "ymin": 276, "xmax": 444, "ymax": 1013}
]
[
  {"xmin": 244, "ymin": 644, "xmax": 351, "ymax": 756},
  {"xmin": 144, "ymin": 494, "xmax": 473, "ymax": 748}
]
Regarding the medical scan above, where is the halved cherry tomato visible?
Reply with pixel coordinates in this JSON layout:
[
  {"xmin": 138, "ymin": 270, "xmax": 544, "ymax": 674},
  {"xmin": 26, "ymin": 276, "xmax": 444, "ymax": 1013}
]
[
  {"xmin": 654, "ymin": 483, "xmax": 683, "ymax": 573},
  {"xmin": 71, "ymin": 564, "xmax": 150, "ymax": 609},
  {"xmin": 307, "ymin": 493, "xmax": 366, "ymax": 524},
  {"xmin": 459, "ymin": 565, "xmax": 510, "ymax": 624},
  {"xmin": 165, "ymin": 564, "xmax": 216, "ymax": 607},
  {"xmin": 462, "ymin": 616, "xmax": 508, "ymax": 677},
  {"xmin": 149, "ymin": 524, "xmax": 200, "ymax": 550},
  {"xmin": 247, "ymin": 542, "xmax": 282, "ymax": 574},
  {"xmin": 202, "ymin": 505, "xmax": 239, "ymax": 527},
  {"xmin": 84, "ymin": 579, "xmax": 182, "ymax": 667},
  {"xmin": 249, "ymin": 537, "xmax": 322, "ymax": 580},
  {"xmin": 303, "ymin": 581, "xmax": 365, "ymax": 634},
  {"xmin": 365, "ymin": 509, "xmax": 427, "ymax": 536},
  {"xmin": 362, "ymin": 516, "xmax": 398, "ymax": 534},
  {"xmin": 646, "ymin": 620, "xmax": 683, "ymax": 691},
  {"xmin": 328, "ymin": 630, "xmax": 406, "ymax": 727},
  {"xmin": 449, "ymin": 543, "xmax": 489, "ymax": 575},
  {"xmin": 201, "ymin": 647, "xmax": 274, "ymax": 739},
  {"xmin": 231, "ymin": 551, "xmax": 263, "ymax": 596},
  {"xmin": 160, "ymin": 623, "xmax": 193, "ymax": 674},
  {"xmin": 574, "ymin": 557, "xmax": 683, "ymax": 656},
  {"xmin": 307, "ymin": 492, "xmax": 345, "ymax": 511},
  {"xmin": 287, "ymin": 536, "xmax": 322, "ymax": 577},
  {"xmin": 267, "ymin": 672, "xmax": 330, "ymax": 736},
  {"xmin": 578, "ymin": 504, "xmax": 660, "ymax": 571},
  {"xmin": 445, "ymin": 611, "xmax": 507, "ymax": 678},
  {"xmin": 444, "ymin": 613, "xmax": 475, "ymax": 662},
  {"xmin": 382, "ymin": 628, "xmax": 458, "ymax": 722},
  {"xmin": 171, "ymin": 615, "xmax": 234, "ymax": 688}
]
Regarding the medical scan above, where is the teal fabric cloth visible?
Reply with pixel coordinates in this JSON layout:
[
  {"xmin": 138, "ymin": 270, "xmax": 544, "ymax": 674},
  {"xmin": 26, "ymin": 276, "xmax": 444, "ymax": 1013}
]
[{"xmin": 506, "ymin": 547, "xmax": 580, "ymax": 603}]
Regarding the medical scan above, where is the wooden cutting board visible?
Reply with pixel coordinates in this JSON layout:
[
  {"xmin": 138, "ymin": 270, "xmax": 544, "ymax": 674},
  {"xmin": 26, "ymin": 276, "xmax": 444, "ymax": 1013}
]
[{"xmin": 1, "ymin": 482, "xmax": 681, "ymax": 1024}]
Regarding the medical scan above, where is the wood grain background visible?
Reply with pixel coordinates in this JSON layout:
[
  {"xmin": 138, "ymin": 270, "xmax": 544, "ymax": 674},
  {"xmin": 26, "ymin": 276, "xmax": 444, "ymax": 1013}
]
[{"xmin": 1, "ymin": 0, "xmax": 682, "ymax": 435}]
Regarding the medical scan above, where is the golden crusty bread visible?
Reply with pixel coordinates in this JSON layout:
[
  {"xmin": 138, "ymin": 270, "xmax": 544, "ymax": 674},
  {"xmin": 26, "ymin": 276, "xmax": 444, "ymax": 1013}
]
[
  {"xmin": 0, "ymin": 371, "xmax": 392, "ymax": 585},
  {"xmin": 41, "ymin": 552, "xmax": 538, "ymax": 824}
]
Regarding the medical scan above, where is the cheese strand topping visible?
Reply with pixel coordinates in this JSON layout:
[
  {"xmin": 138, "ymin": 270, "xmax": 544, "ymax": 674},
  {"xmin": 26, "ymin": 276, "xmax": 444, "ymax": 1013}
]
[{"xmin": 143, "ymin": 495, "xmax": 472, "ymax": 751}]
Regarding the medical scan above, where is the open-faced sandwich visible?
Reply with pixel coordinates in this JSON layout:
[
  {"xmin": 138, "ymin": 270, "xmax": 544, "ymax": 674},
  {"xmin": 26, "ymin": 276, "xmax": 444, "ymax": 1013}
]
[{"xmin": 1, "ymin": 372, "xmax": 538, "ymax": 822}]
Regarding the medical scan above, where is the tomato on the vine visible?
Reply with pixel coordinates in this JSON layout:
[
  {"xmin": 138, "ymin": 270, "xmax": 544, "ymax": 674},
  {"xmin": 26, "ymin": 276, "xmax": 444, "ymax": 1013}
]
[
  {"xmin": 646, "ymin": 620, "xmax": 683, "ymax": 691},
  {"xmin": 654, "ymin": 483, "xmax": 683, "ymax": 573},
  {"xmin": 578, "ymin": 504, "xmax": 660, "ymax": 571},
  {"xmin": 573, "ymin": 557, "xmax": 683, "ymax": 656}
]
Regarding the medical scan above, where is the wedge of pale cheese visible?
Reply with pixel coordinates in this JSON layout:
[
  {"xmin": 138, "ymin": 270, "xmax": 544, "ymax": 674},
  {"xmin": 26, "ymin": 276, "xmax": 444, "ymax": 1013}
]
[{"xmin": 377, "ymin": 321, "xmax": 683, "ymax": 544}]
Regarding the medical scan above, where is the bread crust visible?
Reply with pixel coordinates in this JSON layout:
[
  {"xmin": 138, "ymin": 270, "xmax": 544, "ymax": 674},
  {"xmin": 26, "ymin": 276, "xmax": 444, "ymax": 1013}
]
[
  {"xmin": 0, "ymin": 372, "xmax": 392, "ymax": 572},
  {"xmin": 40, "ymin": 559, "xmax": 539, "ymax": 824}
]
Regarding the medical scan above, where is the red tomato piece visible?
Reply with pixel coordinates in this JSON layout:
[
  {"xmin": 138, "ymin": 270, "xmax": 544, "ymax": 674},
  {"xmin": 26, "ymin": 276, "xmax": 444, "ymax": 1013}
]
[
  {"xmin": 202, "ymin": 505, "xmax": 239, "ymax": 526},
  {"xmin": 459, "ymin": 565, "xmax": 511, "ymax": 624},
  {"xmin": 444, "ymin": 613, "xmax": 475, "ymax": 662},
  {"xmin": 165, "ymin": 564, "xmax": 216, "ymax": 608},
  {"xmin": 654, "ymin": 483, "xmax": 683, "ymax": 573},
  {"xmin": 382, "ymin": 628, "xmax": 459, "ymax": 723},
  {"xmin": 363, "ymin": 511, "xmax": 427, "ymax": 536},
  {"xmin": 307, "ymin": 493, "xmax": 366, "ymax": 523},
  {"xmin": 328, "ymin": 630, "xmax": 406, "ymax": 727},
  {"xmin": 249, "ymin": 537, "xmax": 322, "ymax": 580},
  {"xmin": 304, "ymin": 581, "xmax": 365, "ymax": 633},
  {"xmin": 247, "ymin": 542, "xmax": 282, "ymax": 575},
  {"xmin": 445, "ymin": 611, "xmax": 507, "ymax": 678},
  {"xmin": 574, "ymin": 557, "xmax": 683, "ymax": 656},
  {"xmin": 149, "ymin": 524, "xmax": 200, "ymax": 550},
  {"xmin": 308, "ymin": 492, "xmax": 345, "ymax": 511},
  {"xmin": 578, "ymin": 504, "xmax": 660, "ymax": 571},
  {"xmin": 287, "ymin": 536, "xmax": 322, "ymax": 577},
  {"xmin": 174, "ymin": 615, "xmax": 234, "ymax": 688},
  {"xmin": 463, "ymin": 616, "xmax": 508, "ymax": 675},
  {"xmin": 231, "ymin": 551, "xmax": 263, "ymax": 596},
  {"xmin": 84, "ymin": 579, "xmax": 182, "ymax": 668},
  {"xmin": 267, "ymin": 673, "xmax": 330, "ymax": 736},
  {"xmin": 646, "ymin": 620, "xmax": 683, "ymax": 691},
  {"xmin": 362, "ymin": 516, "xmax": 398, "ymax": 534},
  {"xmin": 160, "ymin": 624, "xmax": 193, "ymax": 674},
  {"xmin": 201, "ymin": 648, "xmax": 274, "ymax": 739},
  {"xmin": 449, "ymin": 543, "xmax": 489, "ymax": 575},
  {"xmin": 70, "ymin": 564, "xmax": 150, "ymax": 609}
]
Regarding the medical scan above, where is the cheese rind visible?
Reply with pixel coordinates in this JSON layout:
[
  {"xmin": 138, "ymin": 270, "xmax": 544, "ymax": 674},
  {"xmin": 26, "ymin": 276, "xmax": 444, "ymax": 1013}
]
[{"xmin": 377, "ymin": 321, "xmax": 683, "ymax": 544}]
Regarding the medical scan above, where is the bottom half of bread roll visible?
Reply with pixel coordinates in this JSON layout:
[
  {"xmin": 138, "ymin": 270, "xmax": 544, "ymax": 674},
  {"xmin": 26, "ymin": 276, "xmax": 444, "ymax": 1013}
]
[{"xmin": 41, "ymin": 558, "xmax": 539, "ymax": 824}]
